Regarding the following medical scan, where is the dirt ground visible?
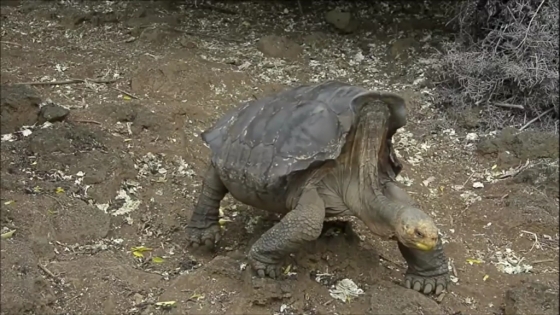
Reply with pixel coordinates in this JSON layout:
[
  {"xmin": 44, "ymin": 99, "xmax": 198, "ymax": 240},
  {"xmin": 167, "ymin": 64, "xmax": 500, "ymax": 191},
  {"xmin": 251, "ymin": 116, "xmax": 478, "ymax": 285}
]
[{"xmin": 1, "ymin": 1, "xmax": 559, "ymax": 314}]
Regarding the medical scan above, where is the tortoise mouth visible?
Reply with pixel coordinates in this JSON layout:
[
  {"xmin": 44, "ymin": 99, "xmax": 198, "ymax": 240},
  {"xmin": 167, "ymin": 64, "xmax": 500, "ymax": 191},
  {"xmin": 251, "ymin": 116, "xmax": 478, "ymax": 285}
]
[{"xmin": 413, "ymin": 242, "xmax": 435, "ymax": 251}]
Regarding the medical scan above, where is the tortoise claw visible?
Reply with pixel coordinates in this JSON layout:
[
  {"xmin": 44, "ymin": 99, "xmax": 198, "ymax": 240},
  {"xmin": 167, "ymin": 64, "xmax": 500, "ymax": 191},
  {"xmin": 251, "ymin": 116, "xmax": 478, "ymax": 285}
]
[
  {"xmin": 185, "ymin": 224, "xmax": 221, "ymax": 250},
  {"xmin": 404, "ymin": 272, "xmax": 449, "ymax": 295},
  {"xmin": 249, "ymin": 252, "xmax": 283, "ymax": 279}
]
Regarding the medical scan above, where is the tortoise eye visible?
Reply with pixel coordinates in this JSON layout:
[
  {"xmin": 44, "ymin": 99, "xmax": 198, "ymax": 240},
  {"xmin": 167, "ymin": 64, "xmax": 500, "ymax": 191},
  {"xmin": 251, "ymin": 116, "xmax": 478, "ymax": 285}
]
[{"xmin": 415, "ymin": 230, "xmax": 424, "ymax": 238}]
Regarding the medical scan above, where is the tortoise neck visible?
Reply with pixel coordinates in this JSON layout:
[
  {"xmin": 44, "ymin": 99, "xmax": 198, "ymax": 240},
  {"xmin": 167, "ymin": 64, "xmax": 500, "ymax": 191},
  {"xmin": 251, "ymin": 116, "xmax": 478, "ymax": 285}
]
[{"xmin": 354, "ymin": 103, "xmax": 389, "ymax": 193}]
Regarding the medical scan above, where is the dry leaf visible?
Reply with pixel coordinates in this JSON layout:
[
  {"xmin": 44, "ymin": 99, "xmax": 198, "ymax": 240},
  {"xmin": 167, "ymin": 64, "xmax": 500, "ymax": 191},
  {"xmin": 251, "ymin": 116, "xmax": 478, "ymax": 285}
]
[
  {"xmin": 131, "ymin": 246, "xmax": 153, "ymax": 252},
  {"xmin": 189, "ymin": 293, "xmax": 205, "ymax": 301},
  {"xmin": 1, "ymin": 229, "xmax": 16, "ymax": 239},
  {"xmin": 152, "ymin": 256, "xmax": 165, "ymax": 263},
  {"xmin": 284, "ymin": 264, "xmax": 292, "ymax": 274},
  {"xmin": 466, "ymin": 258, "xmax": 483, "ymax": 265}
]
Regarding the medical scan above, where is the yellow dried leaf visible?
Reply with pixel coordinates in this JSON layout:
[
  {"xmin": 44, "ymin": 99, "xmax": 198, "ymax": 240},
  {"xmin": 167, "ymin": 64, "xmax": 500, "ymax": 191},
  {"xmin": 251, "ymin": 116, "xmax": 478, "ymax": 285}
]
[
  {"xmin": 152, "ymin": 256, "xmax": 164, "ymax": 263},
  {"xmin": 491, "ymin": 165, "xmax": 497, "ymax": 170},
  {"xmin": 283, "ymin": 264, "xmax": 292, "ymax": 274},
  {"xmin": 483, "ymin": 274, "xmax": 489, "ymax": 281},
  {"xmin": 123, "ymin": 95, "xmax": 132, "ymax": 100},
  {"xmin": 33, "ymin": 186, "xmax": 42, "ymax": 193},
  {"xmin": 131, "ymin": 246, "xmax": 153, "ymax": 252},
  {"xmin": 132, "ymin": 251, "xmax": 144, "ymax": 258},
  {"xmin": 218, "ymin": 218, "xmax": 231, "ymax": 226},
  {"xmin": 1, "ymin": 229, "xmax": 16, "ymax": 239},
  {"xmin": 55, "ymin": 187, "xmax": 65, "ymax": 194},
  {"xmin": 189, "ymin": 293, "xmax": 205, "ymax": 301},
  {"xmin": 155, "ymin": 301, "xmax": 176, "ymax": 307},
  {"xmin": 4, "ymin": 200, "xmax": 15, "ymax": 205},
  {"xmin": 466, "ymin": 258, "xmax": 482, "ymax": 265}
]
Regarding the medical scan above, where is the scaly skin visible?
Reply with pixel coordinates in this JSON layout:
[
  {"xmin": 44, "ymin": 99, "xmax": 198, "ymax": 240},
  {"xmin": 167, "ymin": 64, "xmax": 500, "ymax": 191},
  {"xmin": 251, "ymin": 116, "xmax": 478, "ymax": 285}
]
[
  {"xmin": 248, "ymin": 188, "xmax": 325, "ymax": 279},
  {"xmin": 185, "ymin": 165, "xmax": 227, "ymax": 249}
]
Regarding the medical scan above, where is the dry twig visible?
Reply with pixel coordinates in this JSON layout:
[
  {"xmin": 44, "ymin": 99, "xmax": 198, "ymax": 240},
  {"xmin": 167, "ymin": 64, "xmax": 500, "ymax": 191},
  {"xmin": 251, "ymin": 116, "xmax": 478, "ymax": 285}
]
[
  {"xmin": 113, "ymin": 87, "xmax": 140, "ymax": 100},
  {"xmin": 519, "ymin": 108, "xmax": 555, "ymax": 131},
  {"xmin": 38, "ymin": 263, "xmax": 60, "ymax": 282},
  {"xmin": 520, "ymin": 230, "xmax": 542, "ymax": 252},
  {"xmin": 433, "ymin": 0, "xmax": 559, "ymax": 130},
  {"xmin": 72, "ymin": 119, "xmax": 102, "ymax": 125},
  {"xmin": 0, "ymin": 41, "xmax": 22, "ymax": 46},
  {"xmin": 494, "ymin": 102, "xmax": 524, "ymax": 110},
  {"xmin": 14, "ymin": 78, "xmax": 118, "ymax": 86}
]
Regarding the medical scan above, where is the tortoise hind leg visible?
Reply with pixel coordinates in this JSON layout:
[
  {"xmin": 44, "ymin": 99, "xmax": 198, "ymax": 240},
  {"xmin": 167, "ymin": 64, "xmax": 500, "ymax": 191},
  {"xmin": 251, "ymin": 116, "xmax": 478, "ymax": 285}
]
[
  {"xmin": 249, "ymin": 188, "xmax": 325, "ymax": 279},
  {"xmin": 186, "ymin": 164, "xmax": 228, "ymax": 249}
]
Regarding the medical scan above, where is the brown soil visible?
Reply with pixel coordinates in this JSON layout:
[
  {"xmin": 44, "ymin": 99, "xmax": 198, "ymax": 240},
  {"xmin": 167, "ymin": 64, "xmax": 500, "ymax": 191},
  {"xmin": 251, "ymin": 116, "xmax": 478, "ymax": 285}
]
[{"xmin": 1, "ymin": 1, "xmax": 558, "ymax": 315}]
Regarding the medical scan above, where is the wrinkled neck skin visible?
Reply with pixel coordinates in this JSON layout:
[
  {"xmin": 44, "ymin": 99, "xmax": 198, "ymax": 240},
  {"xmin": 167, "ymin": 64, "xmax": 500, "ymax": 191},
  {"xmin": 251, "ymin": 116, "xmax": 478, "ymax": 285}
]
[{"xmin": 326, "ymin": 103, "xmax": 407, "ymax": 238}]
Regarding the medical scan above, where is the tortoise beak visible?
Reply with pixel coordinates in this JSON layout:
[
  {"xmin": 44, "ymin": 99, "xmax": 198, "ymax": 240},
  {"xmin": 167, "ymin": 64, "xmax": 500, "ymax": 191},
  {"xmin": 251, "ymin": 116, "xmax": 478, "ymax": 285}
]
[{"xmin": 414, "ymin": 242, "xmax": 435, "ymax": 251}]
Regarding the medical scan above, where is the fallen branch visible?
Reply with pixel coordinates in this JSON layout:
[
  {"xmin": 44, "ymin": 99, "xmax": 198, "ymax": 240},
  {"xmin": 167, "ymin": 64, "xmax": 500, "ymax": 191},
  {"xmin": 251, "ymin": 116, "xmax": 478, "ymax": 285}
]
[
  {"xmin": 519, "ymin": 108, "xmax": 555, "ymax": 131},
  {"xmin": 14, "ymin": 78, "xmax": 118, "ymax": 86}
]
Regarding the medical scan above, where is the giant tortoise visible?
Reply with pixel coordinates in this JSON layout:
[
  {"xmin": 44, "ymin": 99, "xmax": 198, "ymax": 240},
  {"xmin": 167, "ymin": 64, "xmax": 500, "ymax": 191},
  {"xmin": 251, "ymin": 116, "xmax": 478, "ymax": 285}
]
[{"xmin": 186, "ymin": 81, "xmax": 450, "ymax": 295}]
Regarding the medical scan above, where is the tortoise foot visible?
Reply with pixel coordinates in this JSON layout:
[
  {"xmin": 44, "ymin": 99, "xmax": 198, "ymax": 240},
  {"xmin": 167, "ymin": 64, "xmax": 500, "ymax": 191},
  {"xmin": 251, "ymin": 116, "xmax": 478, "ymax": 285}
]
[
  {"xmin": 185, "ymin": 224, "xmax": 221, "ymax": 250},
  {"xmin": 404, "ymin": 271, "xmax": 449, "ymax": 295},
  {"xmin": 248, "ymin": 249, "xmax": 284, "ymax": 279}
]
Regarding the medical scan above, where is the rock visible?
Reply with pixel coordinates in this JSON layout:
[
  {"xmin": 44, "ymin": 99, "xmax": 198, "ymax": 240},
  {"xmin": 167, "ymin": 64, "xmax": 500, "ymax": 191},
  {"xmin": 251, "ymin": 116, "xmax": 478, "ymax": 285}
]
[
  {"xmin": 37, "ymin": 103, "xmax": 70, "ymax": 124},
  {"xmin": 477, "ymin": 127, "xmax": 559, "ymax": 161},
  {"xmin": 0, "ymin": 84, "xmax": 42, "ymax": 134},
  {"xmin": 256, "ymin": 35, "xmax": 303, "ymax": 61},
  {"xmin": 325, "ymin": 8, "xmax": 358, "ymax": 33},
  {"xmin": 367, "ymin": 280, "xmax": 444, "ymax": 315},
  {"xmin": 180, "ymin": 38, "xmax": 197, "ymax": 49},
  {"xmin": 504, "ymin": 281, "xmax": 559, "ymax": 315}
]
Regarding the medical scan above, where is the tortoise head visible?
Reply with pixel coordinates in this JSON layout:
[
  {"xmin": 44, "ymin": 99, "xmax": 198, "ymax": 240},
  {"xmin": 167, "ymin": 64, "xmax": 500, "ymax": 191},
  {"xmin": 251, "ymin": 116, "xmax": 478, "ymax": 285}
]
[{"xmin": 394, "ymin": 207, "xmax": 439, "ymax": 251}]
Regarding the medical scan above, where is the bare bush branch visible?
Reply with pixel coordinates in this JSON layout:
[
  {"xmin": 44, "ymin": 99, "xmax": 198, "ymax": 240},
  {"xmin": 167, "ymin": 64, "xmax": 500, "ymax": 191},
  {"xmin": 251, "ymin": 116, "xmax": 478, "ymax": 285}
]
[{"xmin": 431, "ymin": 0, "xmax": 559, "ymax": 131}]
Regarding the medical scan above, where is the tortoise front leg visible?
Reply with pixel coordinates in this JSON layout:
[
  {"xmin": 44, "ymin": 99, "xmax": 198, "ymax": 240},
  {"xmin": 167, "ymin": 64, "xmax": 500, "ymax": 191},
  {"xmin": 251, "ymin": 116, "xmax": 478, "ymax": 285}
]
[
  {"xmin": 384, "ymin": 182, "xmax": 450, "ymax": 295},
  {"xmin": 186, "ymin": 165, "xmax": 228, "ymax": 250},
  {"xmin": 249, "ymin": 188, "xmax": 325, "ymax": 279}
]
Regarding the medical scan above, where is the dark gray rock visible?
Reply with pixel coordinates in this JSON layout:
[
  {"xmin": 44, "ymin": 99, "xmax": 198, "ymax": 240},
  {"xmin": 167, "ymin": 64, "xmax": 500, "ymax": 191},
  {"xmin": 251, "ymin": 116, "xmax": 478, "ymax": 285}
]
[
  {"xmin": 38, "ymin": 103, "xmax": 70, "ymax": 124},
  {"xmin": 504, "ymin": 281, "xmax": 559, "ymax": 315}
]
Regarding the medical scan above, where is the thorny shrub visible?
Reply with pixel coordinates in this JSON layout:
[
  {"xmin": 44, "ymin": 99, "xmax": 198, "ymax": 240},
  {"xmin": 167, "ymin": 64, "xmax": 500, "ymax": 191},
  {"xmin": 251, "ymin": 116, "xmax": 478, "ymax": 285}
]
[{"xmin": 431, "ymin": 0, "xmax": 559, "ymax": 131}]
